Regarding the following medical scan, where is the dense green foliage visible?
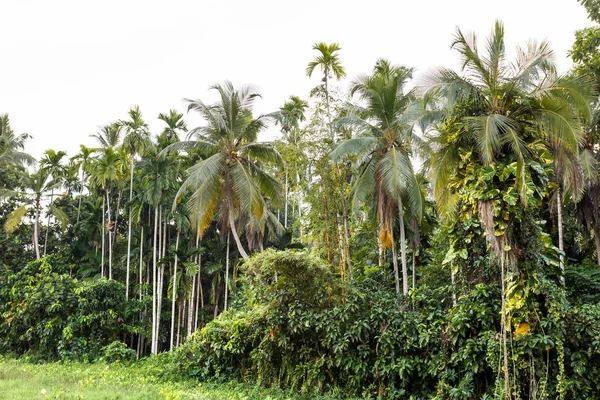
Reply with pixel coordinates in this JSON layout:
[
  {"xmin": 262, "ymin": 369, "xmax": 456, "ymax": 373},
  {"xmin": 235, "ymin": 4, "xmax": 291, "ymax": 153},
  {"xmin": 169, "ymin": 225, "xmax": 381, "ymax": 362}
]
[{"xmin": 2, "ymin": 3, "xmax": 600, "ymax": 398}]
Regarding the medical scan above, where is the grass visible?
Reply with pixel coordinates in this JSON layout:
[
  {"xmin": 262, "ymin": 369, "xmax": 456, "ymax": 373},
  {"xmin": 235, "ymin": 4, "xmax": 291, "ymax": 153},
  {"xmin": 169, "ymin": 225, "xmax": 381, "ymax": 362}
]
[{"xmin": 0, "ymin": 357, "xmax": 344, "ymax": 400}]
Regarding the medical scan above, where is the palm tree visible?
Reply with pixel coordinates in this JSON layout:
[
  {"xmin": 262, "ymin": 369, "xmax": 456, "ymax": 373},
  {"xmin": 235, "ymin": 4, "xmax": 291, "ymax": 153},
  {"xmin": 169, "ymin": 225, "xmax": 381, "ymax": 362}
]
[
  {"xmin": 306, "ymin": 42, "xmax": 346, "ymax": 143},
  {"xmin": 90, "ymin": 147, "xmax": 125, "ymax": 279},
  {"xmin": 158, "ymin": 109, "xmax": 188, "ymax": 143},
  {"xmin": 168, "ymin": 81, "xmax": 283, "ymax": 311},
  {"xmin": 331, "ymin": 59, "xmax": 422, "ymax": 295},
  {"xmin": 120, "ymin": 106, "xmax": 152, "ymax": 300},
  {"xmin": 272, "ymin": 96, "xmax": 309, "ymax": 230},
  {"xmin": 0, "ymin": 114, "xmax": 34, "ymax": 170},
  {"xmin": 90, "ymin": 123, "xmax": 122, "ymax": 149},
  {"xmin": 40, "ymin": 149, "xmax": 67, "ymax": 256},
  {"xmin": 139, "ymin": 149, "xmax": 180, "ymax": 354},
  {"xmin": 426, "ymin": 21, "xmax": 594, "ymax": 395},
  {"xmin": 71, "ymin": 145, "xmax": 97, "ymax": 225},
  {"xmin": 3, "ymin": 168, "xmax": 62, "ymax": 259}
]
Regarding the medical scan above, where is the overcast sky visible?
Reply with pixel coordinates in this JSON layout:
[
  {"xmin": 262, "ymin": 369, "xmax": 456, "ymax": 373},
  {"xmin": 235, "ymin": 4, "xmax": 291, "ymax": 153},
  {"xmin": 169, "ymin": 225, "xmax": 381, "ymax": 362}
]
[{"xmin": 0, "ymin": 0, "xmax": 592, "ymax": 160}]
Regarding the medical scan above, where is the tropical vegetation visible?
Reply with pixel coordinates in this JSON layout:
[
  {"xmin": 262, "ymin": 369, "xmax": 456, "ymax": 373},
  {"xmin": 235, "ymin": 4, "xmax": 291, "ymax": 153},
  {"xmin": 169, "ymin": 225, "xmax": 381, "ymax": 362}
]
[{"xmin": 2, "ymin": 4, "xmax": 600, "ymax": 398}]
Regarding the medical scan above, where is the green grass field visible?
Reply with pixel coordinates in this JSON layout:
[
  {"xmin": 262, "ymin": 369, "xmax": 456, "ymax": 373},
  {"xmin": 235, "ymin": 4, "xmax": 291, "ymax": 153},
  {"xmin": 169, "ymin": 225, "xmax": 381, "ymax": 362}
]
[{"xmin": 0, "ymin": 358, "xmax": 341, "ymax": 400}]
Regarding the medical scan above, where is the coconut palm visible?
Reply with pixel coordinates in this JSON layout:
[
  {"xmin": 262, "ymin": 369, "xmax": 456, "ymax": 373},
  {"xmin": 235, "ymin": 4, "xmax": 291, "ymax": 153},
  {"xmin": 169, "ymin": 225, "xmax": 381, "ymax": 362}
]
[
  {"xmin": 306, "ymin": 42, "xmax": 346, "ymax": 143},
  {"xmin": 0, "ymin": 114, "xmax": 34, "ymax": 170},
  {"xmin": 331, "ymin": 59, "xmax": 422, "ymax": 295},
  {"xmin": 425, "ymin": 21, "xmax": 594, "ymax": 395},
  {"xmin": 168, "ymin": 81, "xmax": 283, "ymax": 310},
  {"xmin": 120, "ymin": 106, "xmax": 152, "ymax": 300}
]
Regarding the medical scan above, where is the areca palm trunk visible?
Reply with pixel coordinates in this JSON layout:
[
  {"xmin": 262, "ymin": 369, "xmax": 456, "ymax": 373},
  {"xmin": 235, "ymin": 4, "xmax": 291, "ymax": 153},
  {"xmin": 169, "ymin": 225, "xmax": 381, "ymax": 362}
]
[
  {"xmin": 284, "ymin": 171, "xmax": 288, "ymax": 228},
  {"xmin": 151, "ymin": 206, "xmax": 158, "ymax": 354},
  {"xmin": 557, "ymin": 188, "xmax": 565, "ymax": 286},
  {"xmin": 224, "ymin": 230, "xmax": 231, "ymax": 311},
  {"xmin": 34, "ymin": 195, "xmax": 41, "ymax": 259},
  {"xmin": 398, "ymin": 200, "xmax": 408, "ymax": 295},
  {"xmin": 43, "ymin": 188, "xmax": 54, "ymax": 256},
  {"xmin": 139, "ymin": 225, "xmax": 144, "ymax": 300},
  {"xmin": 107, "ymin": 189, "xmax": 113, "ymax": 280},
  {"xmin": 188, "ymin": 277, "xmax": 195, "ymax": 338},
  {"xmin": 126, "ymin": 157, "xmax": 134, "ymax": 300},
  {"xmin": 101, "ymin": 196, "xmax": 106, "ymax": 278},
  {"xmin": 156, "ymin": 211, "xmax": 166, "ymax": 352},
  {"xmin": 170, "ymin": 230, "xmax": 180, "ymax": 351},
  {"xmin": 76, "ymin": 172, "xmax": 85, "ymax": 225}
]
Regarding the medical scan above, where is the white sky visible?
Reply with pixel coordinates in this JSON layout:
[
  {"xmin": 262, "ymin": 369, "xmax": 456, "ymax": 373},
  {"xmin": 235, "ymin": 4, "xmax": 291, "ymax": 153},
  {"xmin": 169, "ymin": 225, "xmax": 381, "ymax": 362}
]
[{"xmin": 0, "ymin": 0, "xmax": 592, "ymax": 160}]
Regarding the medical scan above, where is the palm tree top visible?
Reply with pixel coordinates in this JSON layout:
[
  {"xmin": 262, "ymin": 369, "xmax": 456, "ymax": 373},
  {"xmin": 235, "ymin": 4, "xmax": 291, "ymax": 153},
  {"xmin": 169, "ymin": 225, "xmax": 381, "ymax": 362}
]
[
  {"xmin": 306, "ymin": 42, "xmax": 346, "ymax": 81},
  {"xmin": 91, "ymin": 123, "xmax": 123, "ymax": 149}
]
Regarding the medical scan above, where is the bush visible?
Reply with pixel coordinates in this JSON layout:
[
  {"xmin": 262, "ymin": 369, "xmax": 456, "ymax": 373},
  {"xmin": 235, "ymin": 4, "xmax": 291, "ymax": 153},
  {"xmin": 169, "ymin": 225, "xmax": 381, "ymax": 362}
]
[{"xmin": 101, "ymin": 341, "xmax": 136, "ymax": 363}]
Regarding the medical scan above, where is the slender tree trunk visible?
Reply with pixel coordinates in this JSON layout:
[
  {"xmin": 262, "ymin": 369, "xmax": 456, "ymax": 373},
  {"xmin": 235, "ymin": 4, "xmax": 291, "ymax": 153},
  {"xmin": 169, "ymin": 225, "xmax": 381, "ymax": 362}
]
[
  {"xmin": 101, "ymin": 196, "xmax": 105, "ymax": 278},
  {"xmin": 398, "ymin": 200, "xmax": 408, "ymax": 295},
  {"xmin": 34, "ymin": 196, "xmax": 41, "ymax": 259},
  {"xmin": 107, "ymin": 189, "xmax": 113, "ymax": 280},
  {"xmin": 594, "ymin": 225, "xmax": 600, "ymax": 268},
  {"xmin": 151, "ymin": 206, "xmax": 158, "ymax": 354},
  {"xmin": 188, "ymin": 278, "xmax": 194, "ymax": 338},
  {"xmin": 156, "ymin": 213, "xmax": 166, "ymax": 352},
  {"xmin": 224, "ymin": 230, "xmax": 231, "ymax": 311},
  {"xmin": 297, "ymin": 171, "xmax": 303, "ymax": 239},
  {"xmin": 76, "ymin": 172, "xmax": 85, "ymax": 225},
  {"xmin": 284, "ymin": 171, "xmax": 288, "ymax": 228},
  {"xmin": 412, "ymin": 249, "xmax": 416, "ymax": 290},
  {"xmin": 113, "ymin": 189, "xmax": 122, "ymax": 252},
  {"xmin": 500, "ymin": 249, "xmax": 510, "ymax": 398},
  {"xmin": 323, "ymin": 193, "xmax": 332, "ymax": 263},
  {"xmin": 324, "ymin": 75, "xmax": 334, "ymax": 143},
  {"xmin": 228, "ymin": 211, "xmax": 248, "ymax": 259},
  {"xmin": 342, "ymin": 203, "xmax": 352, "ymax": 280},
  {"xmin": 391, "ymin": 228, "xmax": 400, "ymax": 294},
  {"xmin": 139, "ymin": 225, "xmax": 144, "ymax": 300},
  {"xmin": 126, "ymin": 157, "xmax": 134, "ymax": 300},
  {"xmin": 557, "ymin": 189, "xmax": 565, "ymax": 286},
  {"xmin": 170, "ymin": 230, "xmax": 180, "ymax": 351},
  {"xmin": 177, "ymin": 301, "xmax": 183, "ymax": 346},
  {"xmin": 43, "ymin": 188, "xmax": 54, "ymax": 256},
  {"xmin": 213, "ymin": 282, "xmax": 220, "ymax": 318}
]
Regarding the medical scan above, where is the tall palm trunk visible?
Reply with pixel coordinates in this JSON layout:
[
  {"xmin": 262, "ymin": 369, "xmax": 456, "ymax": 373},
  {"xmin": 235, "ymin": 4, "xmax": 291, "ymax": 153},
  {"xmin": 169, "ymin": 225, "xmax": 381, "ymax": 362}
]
[
  {"xmin": 297, "ymin": 171, "xmax": 303, "ymax": 239},
  {"xmin": 284, "ymin": 171, "xmax": 288, "ymax": 228},
  {"xmin": 156, "ymin": 211, "xmax": 166, "ymax": 352},
  {"xmin": 43, "ymin": 188, "xmax": 54, "ymax": 256},
  {"xmin": 107, "ymin": 189, "xmax": 113, "ymax": 279},
  {"xmin": 139, "ymin": 225, "xmax": 144, "ymax": 300},
  {"xmin": 101, "ymin": 196, "xmax": 106, "ymax": 278},
  {"xmin": 151, "ymin": 206, "xmax": 158, "ymax": 354},
  {"xmin": 33, "ymin": 195, "xmax": 41, "ymax": 259},
  {"xmin": 224, "ymin": 230, "xmax": 231, "ymax": 311},
  {"xmin": 170, "ymin": 230, "xmax": 180, "ymax": 351},
  {"xmin": 126, "ymin": 157, "xmax": 134, "ymax": 300},
  {"xmin": 557, "ymin": 188, "xmax": 565, "ymax": 286},
  {"xmin": 500, "ymin": 248, "xmax": 510, "ymax": 397},
  {"xmin": 76, "ymin": 172, "xmax": 85, "ymax": 225},
  {"xmin": 228, "ymin": 211, "xmax": 248, "ymax": 259},
  {"xmin": 391, "ymin": 228, "xmax": 400, "ymax": 294},
  {"xmin": 398, "ymin": 200, "xmax": 408, "ymax": 295}
]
